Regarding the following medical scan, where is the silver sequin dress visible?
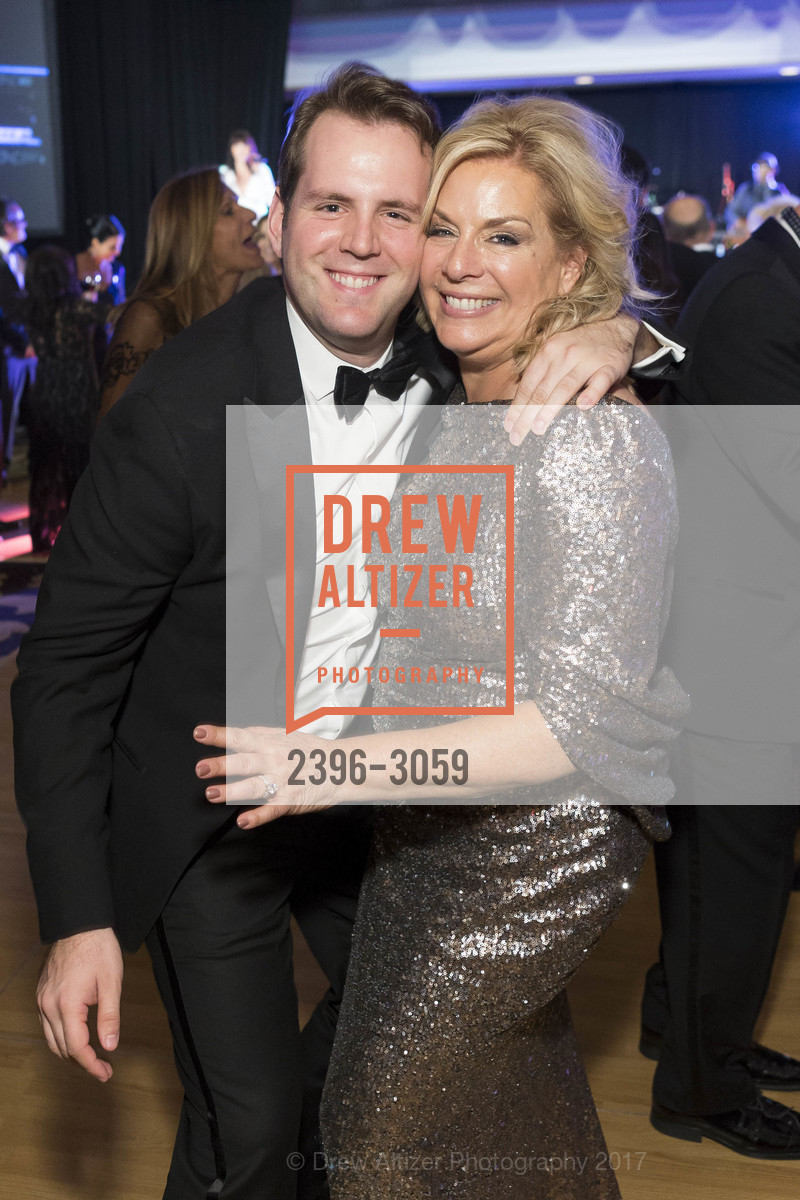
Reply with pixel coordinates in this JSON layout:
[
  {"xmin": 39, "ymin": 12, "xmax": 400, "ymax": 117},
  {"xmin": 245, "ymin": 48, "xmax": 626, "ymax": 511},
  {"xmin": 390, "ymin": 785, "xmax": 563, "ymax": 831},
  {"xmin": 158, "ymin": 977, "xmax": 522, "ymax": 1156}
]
[{"xmin": 320, "ymin": 395, "xmax": 688, "ymax": 1199}]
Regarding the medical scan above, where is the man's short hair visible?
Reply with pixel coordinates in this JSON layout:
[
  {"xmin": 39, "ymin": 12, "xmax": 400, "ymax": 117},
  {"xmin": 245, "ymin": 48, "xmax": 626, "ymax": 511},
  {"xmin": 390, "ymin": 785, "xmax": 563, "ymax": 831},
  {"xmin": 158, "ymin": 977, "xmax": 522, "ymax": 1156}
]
[
  {"xmin": 663, "ymin": 194, "xmax": 713, "ymax": 243},
  {"xmin": 277, "ymin": 61, "xmax": 441, "ymax": 215}
]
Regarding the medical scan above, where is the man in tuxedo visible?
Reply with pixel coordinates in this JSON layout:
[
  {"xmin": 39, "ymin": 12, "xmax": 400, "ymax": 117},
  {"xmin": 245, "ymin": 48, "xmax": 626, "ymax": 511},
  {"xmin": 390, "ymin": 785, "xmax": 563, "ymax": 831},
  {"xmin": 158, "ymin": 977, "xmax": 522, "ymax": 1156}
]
[
  {"xmin": 642, "ymin": 205, "xmax": 800, "ymax": 1158},
  {"xmin": 662, "ymin": 193, "xmax": 719, "ymax": 309},
  {"xmin": 14, "ymin": 64, "xmax": 676, "ymax": 1199},
  {"xmin": 0, "ymin": 197, "xmax": 27, "ymax": 306},
  {"xmin": 0, "ymin": 196, "xmax": 31, "ymax": 468}
]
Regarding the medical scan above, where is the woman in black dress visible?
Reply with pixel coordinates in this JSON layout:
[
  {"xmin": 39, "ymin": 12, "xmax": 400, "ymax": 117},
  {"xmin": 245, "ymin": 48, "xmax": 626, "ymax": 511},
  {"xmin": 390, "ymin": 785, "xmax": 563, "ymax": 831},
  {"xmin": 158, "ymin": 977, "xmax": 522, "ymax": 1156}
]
[{"xmin": 24, "ymin": 246, "xmax": 105, "ymax": 551}]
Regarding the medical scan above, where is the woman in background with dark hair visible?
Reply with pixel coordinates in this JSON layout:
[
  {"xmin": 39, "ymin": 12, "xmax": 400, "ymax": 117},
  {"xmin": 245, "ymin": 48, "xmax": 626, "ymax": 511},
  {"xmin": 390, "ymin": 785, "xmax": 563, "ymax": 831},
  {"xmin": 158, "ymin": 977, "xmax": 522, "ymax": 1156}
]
[
  {"xmin": 75, "ymin": 213, "xmax": 126, "ymax": 306},
  {"xmin": 99, "ymin": 166, "xmax": 261, "ymax": 415},
  {"xmin": 219, "ymin": 128, "xmax": 276, "ymax": 219},
  {"xmin": 24, "ymin": 246, "xmax": 106, "ymax": 552}
]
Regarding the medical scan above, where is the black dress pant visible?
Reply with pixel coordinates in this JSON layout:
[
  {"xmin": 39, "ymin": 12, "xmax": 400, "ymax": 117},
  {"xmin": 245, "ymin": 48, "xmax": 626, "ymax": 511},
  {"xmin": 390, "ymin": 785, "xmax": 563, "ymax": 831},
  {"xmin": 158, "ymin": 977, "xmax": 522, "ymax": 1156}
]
[
  {"xmin": 642, "ymin": 732, "xmax": 800, "ymax": 1115},
  {"xmin": 145, "ymin": 807, "xmax": 372, "ymax": 1200}
]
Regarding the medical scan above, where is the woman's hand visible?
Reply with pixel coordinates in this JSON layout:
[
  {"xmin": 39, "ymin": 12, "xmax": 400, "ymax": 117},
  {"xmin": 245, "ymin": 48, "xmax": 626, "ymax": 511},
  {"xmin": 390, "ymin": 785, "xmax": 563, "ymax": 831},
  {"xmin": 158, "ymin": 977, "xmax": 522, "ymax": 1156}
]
[
  {"xmin": 194, "ymin": 724, "xmax": 339, "ymax": 828},
  {"xmin": 504, "ymin": 313, "xmax": 642, "ymax": 443}
]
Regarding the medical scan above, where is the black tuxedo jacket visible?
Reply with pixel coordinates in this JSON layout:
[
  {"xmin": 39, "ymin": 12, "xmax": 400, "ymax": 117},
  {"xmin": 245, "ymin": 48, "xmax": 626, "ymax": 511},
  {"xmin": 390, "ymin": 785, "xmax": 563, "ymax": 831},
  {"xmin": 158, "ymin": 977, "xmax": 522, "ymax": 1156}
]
[
  {"xmin": 0, "ymin": 251, "xmax": 24, "ymax": 312},
  {"xmin": 660, "ymin": 218, "xmax": 800, "ymax": 741},
  {"xmin": 0, "ymin": 252, "xmax": 27, "ymax": 358},
  {"xmin": 665, "ymin": 241, "xmax": 718, "ymax": 307},
  {"xmin": 13, "ymin": 277, "xmax": 451, "ymax": 950}
]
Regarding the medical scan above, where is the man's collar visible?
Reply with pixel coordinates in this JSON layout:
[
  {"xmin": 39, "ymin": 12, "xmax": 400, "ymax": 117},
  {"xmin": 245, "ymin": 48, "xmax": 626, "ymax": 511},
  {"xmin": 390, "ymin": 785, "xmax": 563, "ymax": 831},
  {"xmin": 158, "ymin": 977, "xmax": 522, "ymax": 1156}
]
[{"xmin": 285, "ymin": 298, "xmax": 392, "ymax": 401}]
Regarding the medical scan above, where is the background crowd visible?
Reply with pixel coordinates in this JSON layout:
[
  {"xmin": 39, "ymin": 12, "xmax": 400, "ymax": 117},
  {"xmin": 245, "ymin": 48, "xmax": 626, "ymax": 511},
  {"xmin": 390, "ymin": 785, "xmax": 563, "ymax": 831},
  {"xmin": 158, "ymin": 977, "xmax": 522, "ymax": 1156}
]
[
  {"xmin": 0, "ymin": 130, "xmax": 281, "ymax": 551},
  {"xmin": 0, "ymin": 127, "xmax": 794, "ymax": 555}
]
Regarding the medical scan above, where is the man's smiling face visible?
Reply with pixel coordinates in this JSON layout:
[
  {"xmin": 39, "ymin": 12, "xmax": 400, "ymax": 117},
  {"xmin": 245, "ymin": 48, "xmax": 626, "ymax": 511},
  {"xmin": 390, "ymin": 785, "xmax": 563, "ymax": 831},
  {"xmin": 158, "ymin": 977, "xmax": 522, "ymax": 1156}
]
[{"xmin": 268, "ymin": 112, "xmax": 431, "ymax": 367}]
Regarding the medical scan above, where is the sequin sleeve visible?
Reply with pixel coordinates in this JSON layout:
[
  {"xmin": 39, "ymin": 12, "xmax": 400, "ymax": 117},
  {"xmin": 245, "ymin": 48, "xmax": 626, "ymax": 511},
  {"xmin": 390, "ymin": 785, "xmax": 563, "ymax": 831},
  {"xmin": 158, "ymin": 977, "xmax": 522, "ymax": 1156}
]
[{"xmin": 517, "ymin": 402, "xmax": 689, "ymax": 808}]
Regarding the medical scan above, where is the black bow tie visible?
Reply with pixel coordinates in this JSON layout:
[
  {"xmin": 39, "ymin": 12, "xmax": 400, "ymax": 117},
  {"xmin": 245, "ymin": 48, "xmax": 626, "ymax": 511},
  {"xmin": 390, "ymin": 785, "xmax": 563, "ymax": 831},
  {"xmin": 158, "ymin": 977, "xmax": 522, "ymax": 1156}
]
[{"xmin": 333, "ymin": 339, "xmax": 438, "ymax": 423}]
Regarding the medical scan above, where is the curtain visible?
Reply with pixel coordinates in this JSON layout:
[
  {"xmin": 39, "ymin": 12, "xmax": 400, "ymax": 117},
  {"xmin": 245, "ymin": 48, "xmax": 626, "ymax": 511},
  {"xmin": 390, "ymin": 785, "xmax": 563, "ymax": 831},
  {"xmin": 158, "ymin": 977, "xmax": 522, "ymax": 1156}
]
[{"xmin": 55, "ymin": 0, "xmax": 291, "ymax": 278}]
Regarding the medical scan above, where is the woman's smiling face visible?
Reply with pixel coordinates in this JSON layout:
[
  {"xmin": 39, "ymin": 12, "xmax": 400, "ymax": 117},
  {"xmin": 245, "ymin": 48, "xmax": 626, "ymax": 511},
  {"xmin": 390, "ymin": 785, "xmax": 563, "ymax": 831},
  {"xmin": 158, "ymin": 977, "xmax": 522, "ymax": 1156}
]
[{"xmin": 421, "ymin": 157, "xmax": 583, "ymax": 378}]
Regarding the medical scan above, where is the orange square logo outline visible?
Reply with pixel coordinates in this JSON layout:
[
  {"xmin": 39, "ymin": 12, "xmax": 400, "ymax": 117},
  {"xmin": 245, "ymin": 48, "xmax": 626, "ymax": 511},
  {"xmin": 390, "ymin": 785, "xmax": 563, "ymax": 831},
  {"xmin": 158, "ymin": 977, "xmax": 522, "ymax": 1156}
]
[{"xmin": 285, "ymin": 463, "xmax": 515, "ymax": 734}]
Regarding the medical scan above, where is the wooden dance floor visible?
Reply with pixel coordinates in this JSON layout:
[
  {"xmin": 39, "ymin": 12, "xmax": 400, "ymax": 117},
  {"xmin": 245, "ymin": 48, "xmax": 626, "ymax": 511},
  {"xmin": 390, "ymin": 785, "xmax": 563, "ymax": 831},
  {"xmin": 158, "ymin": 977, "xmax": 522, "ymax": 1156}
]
[{"xmin": 0, "ymin": 477, "xmax": 798, "ymax": 1199}]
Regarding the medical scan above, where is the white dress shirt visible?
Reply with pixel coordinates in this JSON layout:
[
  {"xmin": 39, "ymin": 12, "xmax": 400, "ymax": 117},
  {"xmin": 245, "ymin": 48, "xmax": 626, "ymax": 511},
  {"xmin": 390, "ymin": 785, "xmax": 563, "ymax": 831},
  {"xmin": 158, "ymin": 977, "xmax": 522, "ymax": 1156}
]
[
  {"xmin": 287, "ymin": 300, "xmax": 434, "ymax": 737},
  {"xmin": 633, "ymin": 320, "xmax": 686, "ymax": 372}
]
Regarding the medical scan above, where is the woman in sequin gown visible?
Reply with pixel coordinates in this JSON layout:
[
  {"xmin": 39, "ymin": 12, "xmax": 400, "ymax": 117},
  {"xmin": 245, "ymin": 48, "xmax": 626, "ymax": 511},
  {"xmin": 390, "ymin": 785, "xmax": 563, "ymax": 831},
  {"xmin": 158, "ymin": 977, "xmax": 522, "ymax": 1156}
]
[
  {"xmin": 317, "ymin": 98, "xmax": 688, "ymax": 1200},
  {"xmin": 197, "ymin": 97, "xmax": 688, "ymax": 1198},
  {"xmin": 318, "ymin": 390, "xmax": 683, "ymax": 1199}
]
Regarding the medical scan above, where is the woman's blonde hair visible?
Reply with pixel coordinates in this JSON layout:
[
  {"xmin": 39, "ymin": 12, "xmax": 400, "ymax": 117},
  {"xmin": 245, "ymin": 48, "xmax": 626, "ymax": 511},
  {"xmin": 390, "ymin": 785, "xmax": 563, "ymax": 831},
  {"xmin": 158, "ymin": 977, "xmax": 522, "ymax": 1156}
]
[
  {"xmin": 420, "ymin": 95, "xmax": 651, "ymax": 369},
  {"xmin": 118, "ymin": 166, "xmax": 227, "ymax": 334}
]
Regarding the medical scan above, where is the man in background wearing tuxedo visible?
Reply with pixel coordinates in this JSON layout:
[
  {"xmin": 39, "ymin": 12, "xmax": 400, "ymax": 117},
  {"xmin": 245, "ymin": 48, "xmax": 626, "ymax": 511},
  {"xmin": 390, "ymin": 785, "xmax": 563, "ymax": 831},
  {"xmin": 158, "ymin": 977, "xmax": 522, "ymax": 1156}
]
[
  {"xmin": 642, "ymin": 203, "xmax": 800, "ymax": 1159},
  {"xmin": 0, "ymin": 197, "xmax": 27, "ymax": 307},
  {"xmin": 0, "ymin": 196, "xmax": 31, "ymax": 473},
  {"xmin": 662, "ymin": 193, "xmax": 719, "ymax": 309}
]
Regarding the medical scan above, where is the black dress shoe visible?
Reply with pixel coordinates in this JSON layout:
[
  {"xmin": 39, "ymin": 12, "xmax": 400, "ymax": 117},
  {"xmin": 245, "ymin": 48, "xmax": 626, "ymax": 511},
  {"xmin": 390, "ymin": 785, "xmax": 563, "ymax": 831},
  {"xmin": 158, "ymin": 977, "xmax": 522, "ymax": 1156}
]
[
  {"xmin": 638, "ymin": 1024, "xmax": 665, "ymax": 1062},
  {"xmin": 639, "ymin": 1027, "xmax": 800, "ymax": 1091},
  {"xmin": 650, "ymin": 1095, "xmax": 800, "ymax": 1158}
]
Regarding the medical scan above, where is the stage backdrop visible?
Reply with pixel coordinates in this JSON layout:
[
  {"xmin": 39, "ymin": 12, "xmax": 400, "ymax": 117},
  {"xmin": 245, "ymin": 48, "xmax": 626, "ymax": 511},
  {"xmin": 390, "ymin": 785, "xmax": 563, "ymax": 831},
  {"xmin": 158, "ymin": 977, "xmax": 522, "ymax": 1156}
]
[{"xmin": 55, "ymin": 0, "xmax": 292, "ymax": 279}]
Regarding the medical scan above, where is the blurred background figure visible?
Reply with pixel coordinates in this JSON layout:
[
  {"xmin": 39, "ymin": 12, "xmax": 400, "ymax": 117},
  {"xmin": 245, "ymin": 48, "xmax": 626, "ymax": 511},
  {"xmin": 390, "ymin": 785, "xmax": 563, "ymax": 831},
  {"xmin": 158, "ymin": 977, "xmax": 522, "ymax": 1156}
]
[
  {"xmin": 621, "ymin": 144, "xmax": 680, "ymax": 325},
  {"xmin": 0, "ymin": 197, "xmax": 28, "ymax": 305},
  {"xmin": 663, "ymin": 194, "xmax": 719, "ymax": 309},
  {"xmin": 23, "ymin": 246, "xmax": 106, "ymax": 553},
  {"xmin": 727, "ymin": 152, "xmax": 790, "ymax": 240},
  {"xmin": 75, "ymin": 214, "xmax": 126, "ymax": 308},
  {"xmin": 219, "ymin": 128, "xmax": 276, "ymax": 220},
  {"xmin": 0, "ymin": 196, "xmax": 35, "ymax": 479},
  {"xmin": 252, "ymin": 214, "xmax": 281, "ymax": 275},
  {"xmin": 747, "ymin": 193, "xmax": 800, "ymax": 234},
  {"xmin": 99, "ymin": 166, "xmax": 262, "ymax": 416}
]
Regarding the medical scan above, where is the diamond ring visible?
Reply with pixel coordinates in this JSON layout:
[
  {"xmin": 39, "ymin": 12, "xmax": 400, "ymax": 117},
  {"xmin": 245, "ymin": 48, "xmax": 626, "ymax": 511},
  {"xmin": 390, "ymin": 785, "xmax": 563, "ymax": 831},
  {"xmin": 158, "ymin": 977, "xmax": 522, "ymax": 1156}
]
[{"xmin": 259, "ymin": 774, "xmax": 278, "ymax": 800}]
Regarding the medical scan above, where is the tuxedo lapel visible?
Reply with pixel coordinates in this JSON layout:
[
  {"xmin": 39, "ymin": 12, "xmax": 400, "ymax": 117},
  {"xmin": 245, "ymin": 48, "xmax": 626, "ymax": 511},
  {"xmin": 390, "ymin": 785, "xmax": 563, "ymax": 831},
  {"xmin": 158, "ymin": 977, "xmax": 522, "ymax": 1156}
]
[
  {"xmin": 393, "ymin": 310, "xmax": 457, "ymax": 463},
  {"xmin": 0, "ymin": 257, "xmax": 22, "ymax": 312},
  {"xmin": 753, "ymin": 218, "xmax": 800, "ymax": 296},
  {"xmin": 235, "ymin": 283, "xmax": 317, "ymax": 698},
  {"xmin": 231, "ymin": 284, "xmax": 458, "ymax": 719},
  {"xmin": 242, "ymin": 404, "xmax": 316, "ymax": 698}
]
